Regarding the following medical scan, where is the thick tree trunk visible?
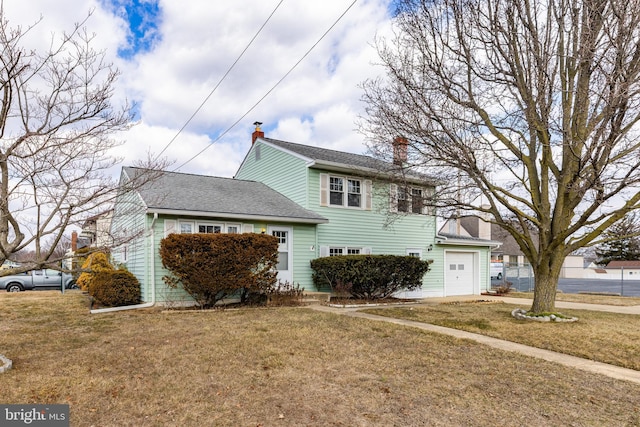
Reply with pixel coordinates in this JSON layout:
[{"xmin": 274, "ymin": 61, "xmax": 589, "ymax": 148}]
[
  {"xmin": 530, "ymin": 258, "xmax": 564, "ymax": 313},
  {"xmin": 530, "ymin": 273, "xmax": 558, "ymax": 313}
]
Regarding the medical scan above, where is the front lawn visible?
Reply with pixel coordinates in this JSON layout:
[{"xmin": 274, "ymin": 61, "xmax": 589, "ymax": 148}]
[
  {"xmin": 364, "ymin": 300, "xmax": 640, "ymax": 370},
  {"xmin": 0, "ymin": 291, "xmax": 639, "ymax": 426}
]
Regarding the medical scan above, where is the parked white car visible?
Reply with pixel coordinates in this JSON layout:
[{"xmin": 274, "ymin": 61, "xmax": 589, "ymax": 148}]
[{"xmin": 490, "ymin": 262, "xmax": 504, "ymax": 280}]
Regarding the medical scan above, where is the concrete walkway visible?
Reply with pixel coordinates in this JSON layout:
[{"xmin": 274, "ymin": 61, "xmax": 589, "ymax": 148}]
[{"xmin": 309, "ymin": 298, "xmax": 640, "ymax": 385}]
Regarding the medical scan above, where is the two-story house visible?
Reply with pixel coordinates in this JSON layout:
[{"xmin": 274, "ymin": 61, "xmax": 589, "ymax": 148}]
[{"xmin": 110, "ymin": 126, "xmax": 497, "ymax": 305}]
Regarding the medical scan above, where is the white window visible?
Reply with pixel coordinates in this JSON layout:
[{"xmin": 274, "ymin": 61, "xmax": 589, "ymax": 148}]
[
  {"xmin": 272, "ymin": 230, "xmax": 287, "ymax": 244},
  {"xmin": 179, "ymin": 221, "xmax": 243, "ymax": 234},
  {"xmin": 398, "ymin": 187, "xmax": 409, "ymax": 213},
  {"xmin": 391, "ymin": 184, "xmax": 430, "ymax": 215},
  {"xmin": 322, "ymin": 246, "xmax": 371, "ymax": 257},
  {"xmin": 329, "ymin": 177, "xmax": 344, "ymax": 206},
  {"xmin": 179, "ymin": 221, "xmax": 194, "ymax": 233},
  {"xmin": 329, "ymin": 247, "xmax": 344, "ymax": 256},
  {"xmin": 407, "ymin": 249, "xmax": 422, "ymax": 258},
  {"xmin": 321, "ymin": 174, "xmax": 371, "ymax": 210},
  {"xmin": 411, "ymin": 188, "xmax": 424, "ymax": 214},
  {"xmin": 198, "ymin": 224, "xmax": 222, "ymax": 234},
  {"xmin": 347, "ymin": 179, "xmax": 361, "ymax": 207}
]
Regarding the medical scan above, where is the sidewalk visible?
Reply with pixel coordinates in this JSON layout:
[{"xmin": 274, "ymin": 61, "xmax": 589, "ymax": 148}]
[{"xmin": 309, "ymin": 298, "xmax": 640, "ymax": 385}]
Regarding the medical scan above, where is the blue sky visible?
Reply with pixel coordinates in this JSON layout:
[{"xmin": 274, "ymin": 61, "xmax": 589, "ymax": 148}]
[
  {"xmin": 106, "ymin": 0, "xmax": 162, "ymax": 58},
  {"xmin": 7, "ymin": 0, "xmax": 395, "ymax": 178}
]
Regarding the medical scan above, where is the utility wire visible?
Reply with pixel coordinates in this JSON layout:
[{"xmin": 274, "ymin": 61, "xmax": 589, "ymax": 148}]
[
  {"xmin": 154, "ymin": 0, "xmax": 285, "ymax": 159},
  {"xmin": 173, "ymin": 0, "xmax": 359, "ymax": 172}
]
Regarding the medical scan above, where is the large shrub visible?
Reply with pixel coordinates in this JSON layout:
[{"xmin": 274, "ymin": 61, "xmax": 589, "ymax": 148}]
[
  {"xmin": 310, "ymin": 255, "xmax": 431, "ymax": 299},
  {"xmin": 89, "ymin": 269, "xmax": 141, "ymax": 307},
  {"xmin": 76, "ymin": 251, "xmax": 114, "ymax": 291},
  {"xmin": 160, "ymin": 233, "xmax": 279, "ymax": 308}
]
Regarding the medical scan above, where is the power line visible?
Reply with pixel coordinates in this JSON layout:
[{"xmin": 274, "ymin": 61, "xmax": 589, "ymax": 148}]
[
  {"xmin": 154, "ymin": 0, "xmax": 285, "ymax": 159},
  {"xmin": 173, "ymin": 0, "xmax": 359, "ymax": 172}
]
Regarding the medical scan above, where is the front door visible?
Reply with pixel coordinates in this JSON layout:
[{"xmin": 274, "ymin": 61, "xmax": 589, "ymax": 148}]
[{"xmin": 268, "ymin": 226, "xmax": 292, "ymax": 284}]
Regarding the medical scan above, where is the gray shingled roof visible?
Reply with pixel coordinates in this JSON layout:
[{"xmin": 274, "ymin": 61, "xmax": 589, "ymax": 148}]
[
  {"xmin": 263, "ymin": 138, "xmax": 439, "ymax": 184},
  {"xmin": 124, "ymin": 167, "xmax": 327, "ymax": 223}
]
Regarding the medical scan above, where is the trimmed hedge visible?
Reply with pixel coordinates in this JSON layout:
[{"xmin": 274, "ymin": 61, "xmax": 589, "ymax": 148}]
[
  {"xmin": 310, "ymin": 255, "xmax": 431, "ymax": 299},
  {"xmin": 160, "ymin": 233, "xmax": 279, "ymax": 308},
  {"xmin": 89, "ymin": 269, "xmax": 141, "ymax": 307}
]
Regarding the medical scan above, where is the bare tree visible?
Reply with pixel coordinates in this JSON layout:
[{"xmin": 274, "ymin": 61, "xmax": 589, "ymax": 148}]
[
  {"xmin": 361, "ymin": 0, "xmax": 640, "ymax": 313},
  {"xmin": 0, "ymin": 7, "xmax": 165, "ymax": 274}
]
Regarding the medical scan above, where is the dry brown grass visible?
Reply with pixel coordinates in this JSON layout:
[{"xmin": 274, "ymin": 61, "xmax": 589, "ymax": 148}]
[
  {"xmin": 1, "ymin": 291, "xmax": 640, "ymax": 426},
  {"xmin": 365, "ymin": 300, "xmax": 640, "ymax": 370},
  {"xmin": 508, "ymin": 291, "xmax": 640, "ymax": 306}
]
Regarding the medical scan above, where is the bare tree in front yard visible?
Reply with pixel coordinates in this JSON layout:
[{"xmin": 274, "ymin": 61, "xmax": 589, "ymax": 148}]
[
  {"xmin": 0, "ymin": 7, "xmax": 164, "ymax": 273},
  {"xmin": 361, "ymin": 0, "xmax": 640, "ymax": 313}
]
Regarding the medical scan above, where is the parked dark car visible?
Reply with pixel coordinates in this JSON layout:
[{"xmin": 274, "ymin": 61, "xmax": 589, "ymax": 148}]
[{"xmin": 0, "ymin": 269, "xmax": 76, "ymax": 292}]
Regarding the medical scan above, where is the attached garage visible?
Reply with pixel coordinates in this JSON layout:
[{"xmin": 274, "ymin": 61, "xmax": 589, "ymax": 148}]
[{"xmin": 445, "ymin": 251, "xmax": 478, "ymax": 296}]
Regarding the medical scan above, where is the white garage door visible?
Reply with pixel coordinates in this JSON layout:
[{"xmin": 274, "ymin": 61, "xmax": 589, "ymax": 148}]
[{"xmin": 445, "ymin": 252, "xmax": 475, "ymax": 296}]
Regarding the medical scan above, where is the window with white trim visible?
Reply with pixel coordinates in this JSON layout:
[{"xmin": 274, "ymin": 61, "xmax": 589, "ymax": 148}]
[
  {"xmin": 178, "ymin": 221, "xmax": 244, "ymax": 234},
  {"xmin": 347, "ymin": 179, "xmax": 361, "ymax": 207},
  {"xmin": 198, "ymin": 224, "xmax": 222, "ymax": 234},
  {"xmin": 398, "ymin": 187, "xmax": 409, "ymax": 213},
  {"xmin": 329, "ymin": 177, "xmax": 344, "ymax": 206},
  {"xmin": 392, "ymin": 184, "xmax": 431, "ymax": 215},
  {"xmin": 329, "ymin": 247, "xmax": 344, "ymax": 256},
  {"xmin": 411, "ymin": 188, "xmax": 424, "ymax": 214},
  {"xmin": 321, "ymin": 173, "xmax": 371, "ymax": 210},
  {"xmin": 180, "ymin": 221, "xmax": 194, "ymax": 233},
  {"xmin": 322, "ymin": 246, "xmax": 371, "ymax": 257}
]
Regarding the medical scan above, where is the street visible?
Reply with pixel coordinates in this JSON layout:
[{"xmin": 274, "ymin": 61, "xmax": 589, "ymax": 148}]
[{"xmin": 492, "ymin": 277, "xmax": 640, "ymax": 297}]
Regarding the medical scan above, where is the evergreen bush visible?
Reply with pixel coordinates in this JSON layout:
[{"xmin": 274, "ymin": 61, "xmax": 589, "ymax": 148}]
[
  {"xmin": 310, "ymin": 255, "xmax": 431, "ymax": 299},
  {"xmin": 76, "ymin": 252, "xmax": 114, "ymax": 291},
  {"xmin": 89, "ymin": 269, "xmax": 141, "ymax": 307}
]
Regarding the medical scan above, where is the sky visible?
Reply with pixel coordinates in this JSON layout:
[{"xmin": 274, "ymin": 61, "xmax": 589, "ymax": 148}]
[{"xmin": 5, "ymin": 0, "xmax": 397, "ymax": 178}]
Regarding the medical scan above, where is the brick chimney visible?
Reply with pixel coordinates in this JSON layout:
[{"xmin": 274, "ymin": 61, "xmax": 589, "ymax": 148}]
[
  {"xmin": 252, "ymin": 121, "xmax": 264, "ymax": 145},
  {"xmin": 392, "ymin": 136, "xmax": 408, "ymax": 165},
  {"xmin": 71, "ymin": 231, "xmax": 78, "ymax": 252}
]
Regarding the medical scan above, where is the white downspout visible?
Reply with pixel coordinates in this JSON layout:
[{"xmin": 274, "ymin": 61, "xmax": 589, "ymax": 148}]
[{"xmin": 91, "ymin": 213, "xmax": 158, "ymax": 314}]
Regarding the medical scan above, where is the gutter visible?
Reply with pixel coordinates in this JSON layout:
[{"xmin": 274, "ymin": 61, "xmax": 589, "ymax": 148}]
[{"xmin": 90, "ymin": 213, "xmax": 158, "ymax": 314}]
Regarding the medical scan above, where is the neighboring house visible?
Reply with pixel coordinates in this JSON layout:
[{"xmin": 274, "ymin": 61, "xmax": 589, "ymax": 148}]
[
  {"xmin": 442, "ymin": 216, "xmax": 532, "ymax": 265},
  {"xmin": 111, "ymin": 126, "xmax": 498, "ymax": 305},
  {"xmin": 583, "ymin": 260, "xmax": 640, "ymax": 280},
  {"xmin": 64, "ymin": 210, "xmax": 114, "ymax": 269},
  {"xmin": 79, "ymin": 211, "xmax": 114, "ymax": 249},
  {"xmin": 441, "ymin": 216, "xmax": 586, "ymax": 279}
]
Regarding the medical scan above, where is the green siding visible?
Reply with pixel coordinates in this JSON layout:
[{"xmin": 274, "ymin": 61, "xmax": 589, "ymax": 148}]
[
  {"xmin": 290, "ymin": 224, "xmax": 317, "ymax": 290},
  {"xmin": 236, "ymin": 141, "xmax": 309, "ymax": 207},
  {"xmin": 110, "ymin": 184, "xmax": 150, "ymax": 301},
  {"xmin": 143, "ymin": 216, "xmax": 320, "ymax": 303},
  {"xmin": 307, "ymin": 168, "xmax": 444, "ymax": 291}
]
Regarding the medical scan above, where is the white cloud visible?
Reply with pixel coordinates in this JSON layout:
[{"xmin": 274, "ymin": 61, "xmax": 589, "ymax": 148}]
[{"xmin": 3, "ymin": 0, "xmax": 395, "ymax": 178}]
